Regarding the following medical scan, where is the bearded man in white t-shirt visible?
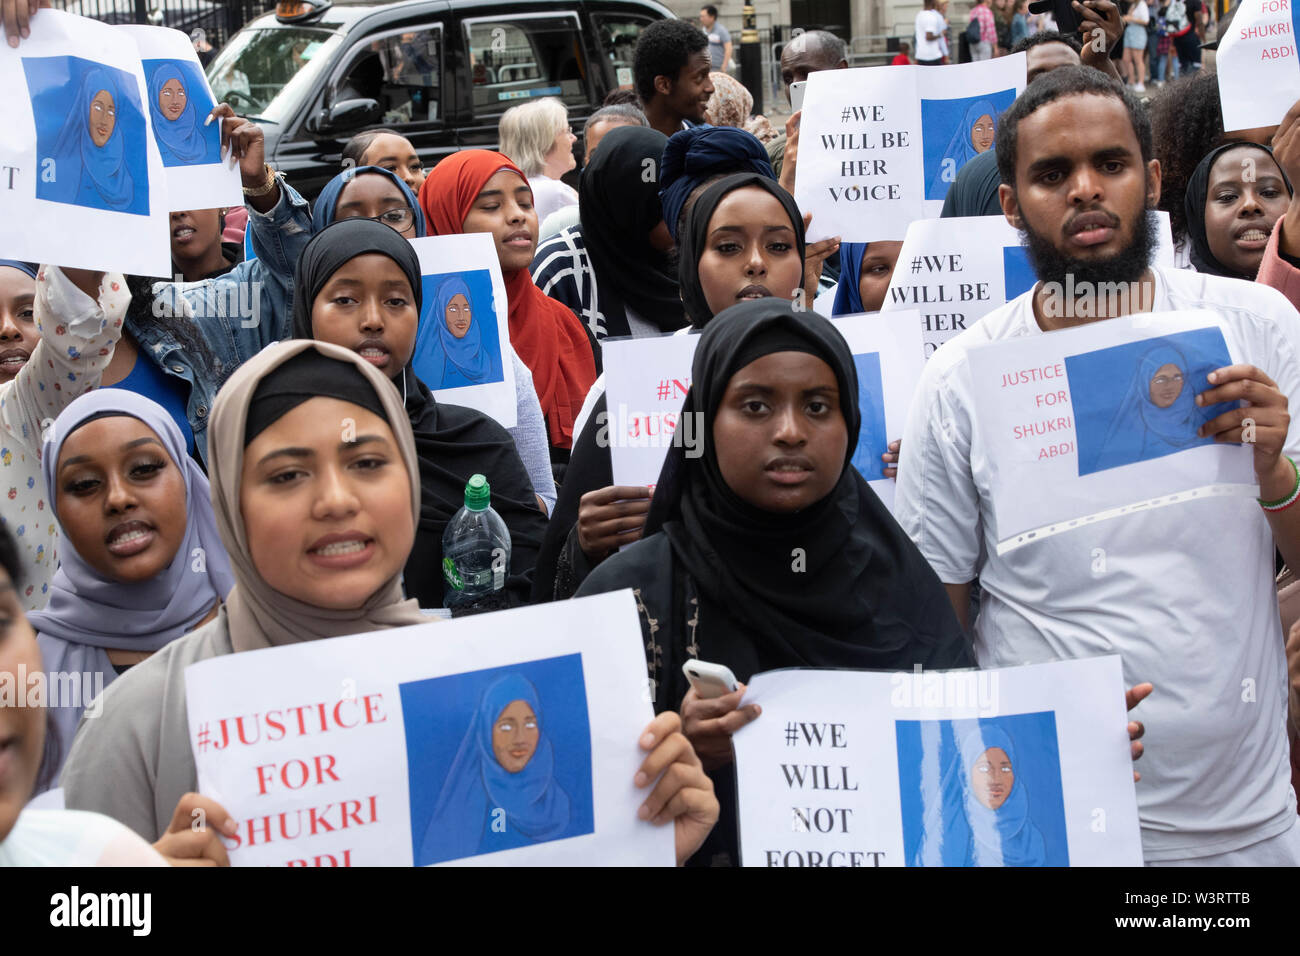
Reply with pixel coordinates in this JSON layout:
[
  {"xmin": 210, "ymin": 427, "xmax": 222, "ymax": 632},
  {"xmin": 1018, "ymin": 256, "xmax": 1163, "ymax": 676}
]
[{"xmin": 896, "ymin": 66, "xmax": 1300, "ymax": 865}]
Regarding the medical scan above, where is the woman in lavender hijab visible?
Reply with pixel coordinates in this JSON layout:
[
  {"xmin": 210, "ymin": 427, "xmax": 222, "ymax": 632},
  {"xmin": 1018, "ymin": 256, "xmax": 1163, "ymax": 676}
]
[{"xmin": 27, "ymin": 390, "xmax": 233, "ymax": 788}]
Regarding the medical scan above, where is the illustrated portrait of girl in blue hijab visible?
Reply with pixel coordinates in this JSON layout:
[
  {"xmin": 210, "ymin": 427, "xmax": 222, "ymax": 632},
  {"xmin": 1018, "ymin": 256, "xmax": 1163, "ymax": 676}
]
[
  {"xmin": 25, "ymin": 56, "xmax": 149, "ymax": 216},
  {"xmin": 413, "ymin": 271, "xmax": 504, "ymax": 390},
  {"xmin": 1072, "ymin": 332, "xmax": 1233, "ymax": 476},
  {"xmin": 145, "ymin": 59, "xmax": 219, "ymax": 167},
  {"xmin": 416, "ymin": 673, "xmax": 586, "ymax": 864},
  {"xmin": 908, "ymin": 721, "xmax": 1062, "ymax": 867},
  {"xmin": 921, "ymin": 90, "xmax": 1014, "ymax": 201}
]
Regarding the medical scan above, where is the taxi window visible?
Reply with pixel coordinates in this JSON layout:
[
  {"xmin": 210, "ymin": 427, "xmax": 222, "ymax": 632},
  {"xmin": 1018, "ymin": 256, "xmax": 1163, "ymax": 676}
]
[
  {"xmin": 591, "ymin": 13, "xmax": 655, "ymax": 90},
  {"xmin": 333, "ymin": 27, "xmax": 444, "ymax": 125},
  {"xmin": 463, "ymin": 15, "xmax": 588, "ymax": 118}
]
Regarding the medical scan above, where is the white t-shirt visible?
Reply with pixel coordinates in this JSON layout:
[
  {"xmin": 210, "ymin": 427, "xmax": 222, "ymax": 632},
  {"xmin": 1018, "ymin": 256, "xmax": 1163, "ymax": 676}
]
[
  {"xmin": 0, "ymin": 808, "xmax": 168, "ymax": 866},
  {"xmin": 528, "ymin": 175, "xmax": 578, "ymax": 227},
  {"xmin": 915, "ymin": 10, "xmax": 947, "ymax": 61},
  {"xmin": 895, "ymin": 266, "xmax": 1300, "ymax": 862},
  {"xmin": 1130, "ymin": 1, "xmax": 1150, "ymax": 24}
]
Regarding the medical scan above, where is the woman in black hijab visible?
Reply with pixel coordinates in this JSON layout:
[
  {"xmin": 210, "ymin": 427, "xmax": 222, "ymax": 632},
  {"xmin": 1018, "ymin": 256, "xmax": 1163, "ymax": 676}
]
[
  {"xmin": 291, "ymin": 218, "xmax": 548, "ymax": 611},
  {"xmin": 576, "ymin": 299, "xmax": 973, "ymax": 865},
  {"xmin": 1183, "ymin": 142, "xmax": 1294, "ymax": 280},
  {"xmin": 532, "ymin": 126, "xmax": 683, "ymax": 339},
  {"xmin": 531, "ymin": 174, "xmax": 807, "ymax": 602}
]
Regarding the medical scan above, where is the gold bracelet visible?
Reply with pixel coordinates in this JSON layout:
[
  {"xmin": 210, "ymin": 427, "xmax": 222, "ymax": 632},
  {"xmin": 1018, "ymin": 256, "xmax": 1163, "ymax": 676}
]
[{"xmin": 242, "ymin": 164, "xmax": 280, "ymax": 198}]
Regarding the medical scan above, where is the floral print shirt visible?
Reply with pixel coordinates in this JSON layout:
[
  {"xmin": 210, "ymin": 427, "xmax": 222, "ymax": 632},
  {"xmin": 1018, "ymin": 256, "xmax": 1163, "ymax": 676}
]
[{"xmin": 0, "ymin": 267, "xmax": 127, "ymax": 609}]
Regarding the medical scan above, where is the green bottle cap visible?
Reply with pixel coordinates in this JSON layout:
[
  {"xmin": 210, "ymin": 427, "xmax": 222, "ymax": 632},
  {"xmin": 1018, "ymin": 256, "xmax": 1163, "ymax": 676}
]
[{"xmin": 464, "ymin": 473, "xmax": 490, "ymax": 511}]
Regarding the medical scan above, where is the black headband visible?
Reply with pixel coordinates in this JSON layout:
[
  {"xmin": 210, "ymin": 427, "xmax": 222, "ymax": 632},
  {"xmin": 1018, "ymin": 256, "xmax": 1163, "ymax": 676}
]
[{"xmin": 244, "ymin": 349, "xmax": 391, "ymax": 447}]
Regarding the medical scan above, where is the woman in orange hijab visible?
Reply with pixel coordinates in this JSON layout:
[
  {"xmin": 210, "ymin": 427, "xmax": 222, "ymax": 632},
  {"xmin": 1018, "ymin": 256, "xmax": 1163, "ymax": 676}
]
[{"xmin": 420, "ymin": 151, "xmax": 597, "ymax": 457}]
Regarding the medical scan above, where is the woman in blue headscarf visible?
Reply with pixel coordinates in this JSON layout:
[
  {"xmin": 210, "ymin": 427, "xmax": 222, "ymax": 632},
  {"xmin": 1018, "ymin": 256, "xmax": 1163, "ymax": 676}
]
[
  {"xmin": 1086, "ymin": 342, "xmax": 1215, "ymax": 475},
  {"xmin": 418, "ymin": 673, "xmax": 572, "ymax": 863},
  {"xmin": 913, "ymin": 723, "xmax": 1047, "ymax": 867},
  {"xmin": 927, "ymin": 98, "xmax": 999, "ymax": 200},
  {"xmin": 830, "ymin": 241, "xmax": 904, "ymax": 316},
  {"xmin": 46, "ymin": 66, "xmax": 136, "ymax": 212},
  {"xmin": 148, "ymin": 62, "xmax": 215, "ymax": 166},
  {"xmin": 417, "ymin": 274, "xmax": 499, "ymax": 388}
]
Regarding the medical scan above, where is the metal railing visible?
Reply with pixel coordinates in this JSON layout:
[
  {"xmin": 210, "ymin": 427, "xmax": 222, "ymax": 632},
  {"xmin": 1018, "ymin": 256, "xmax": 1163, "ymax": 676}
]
[{"xmin": 51, "ymin": 0, "xmax": 275, "ymax": 50}]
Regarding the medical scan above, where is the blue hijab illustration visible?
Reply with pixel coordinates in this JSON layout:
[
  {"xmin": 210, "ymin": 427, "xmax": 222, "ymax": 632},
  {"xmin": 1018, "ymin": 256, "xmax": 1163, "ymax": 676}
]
[
  {"xmin": 1084, "ymin": 343, "xmax": 1214, "ymax": 475},
  {"xmin": 419, "ymin": 674, "xmax": 571, "ymax": 863},
  {"xmin": 148, "ymin": 62, "xmax": 211, "ymax": 166},
  {"xmin": 927, "ymin": 99, "xmax": 1000, "ymax": 199},
  {"xmin": 47, "ymin": 67, "xmax": 135, "ymax": 211},
  {"xmin": 420, "ymin": 276, "xmax": 496, "ymax": 388},
  {"xmin": 913, "ymin": 724, "xmax": 1047, "ymax": 867}
]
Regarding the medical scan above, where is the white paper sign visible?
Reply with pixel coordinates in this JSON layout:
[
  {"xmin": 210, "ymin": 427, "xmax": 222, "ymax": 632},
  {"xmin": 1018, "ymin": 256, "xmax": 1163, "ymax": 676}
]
[
  {"xmin": 119, "ymin": 25, "xmax": 243, "ymax": 213},
  {"xmin": 882, "ymin": 212, "xmax": 1176, "ymax": 357},
  {"xmin": 184, "ymin": 591, "xmax": 673, "ymax": 867},
  {"xmin": 600, "ymin": 312, "xmax": 926, "ymax": 508},
  {"xmin": 796, "ymin": 56, "xmax": 1027, "ymax": 243},
  {"xmin": 733, "ymin": 656, "xmax": 1142, "ymax": 867},
  {"xmin": 1215, "ymin": 0, "xmax": 1300, "ymax": 132},
  {"xmin": 0, "ymin": 9, "xmax": 169, "ymax": 274},
  {"xmin": 965, "ymin": 310, "xmax": 1256, "ymax": 554},
  {"xmin": 409, "ymin": 233, "xmax": 518, "ymax": 428}
]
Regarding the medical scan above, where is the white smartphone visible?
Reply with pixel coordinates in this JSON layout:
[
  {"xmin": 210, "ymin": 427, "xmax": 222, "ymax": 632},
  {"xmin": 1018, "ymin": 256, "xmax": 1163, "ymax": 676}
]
[
  {"xmin": 683, "ymin": 660, "xmax": 740, "ymax": 699},
  {"xmin": 789, "ymin": 79, "xmax": 806, "ymax": 112}
]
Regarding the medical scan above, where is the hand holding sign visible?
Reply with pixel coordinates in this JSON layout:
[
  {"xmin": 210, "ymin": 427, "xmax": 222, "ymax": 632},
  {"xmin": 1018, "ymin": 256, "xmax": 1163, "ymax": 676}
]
[
  {"xmin": 207, "ymin": 102, "xmax": 279, "ymax": 212},
  {"xmin": 151, "ymin": 791, "xmax": 238, "ymax": 867},
  {"xmin": 635, "ymin": 710, "xmax": 720, "ymax": 866},
  {"xmin": 2, "ymin": 0, "xmax": 46, "ymax": 48},
  {"xmin": 1197, "ymin": 363, "xmax": 1292, "ymax": 486},
  {"xmin": 577, "ymin": 484, "xmax": 651, "ymax": 561},
  {"xmin": 1274, "ymin": 98, "xmax": 1300, "ymax": 258}
]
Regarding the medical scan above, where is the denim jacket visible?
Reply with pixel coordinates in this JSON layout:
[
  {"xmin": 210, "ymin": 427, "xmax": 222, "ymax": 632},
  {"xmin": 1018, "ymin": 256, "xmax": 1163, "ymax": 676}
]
[{"xmin": 134, "ymin": 181, "xmax": 313, "ymax": 466}]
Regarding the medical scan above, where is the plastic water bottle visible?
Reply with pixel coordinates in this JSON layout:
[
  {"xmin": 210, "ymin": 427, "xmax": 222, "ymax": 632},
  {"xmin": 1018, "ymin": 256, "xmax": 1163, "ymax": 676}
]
[{"xmin": 442, "ymin": 474, "xmax": 511, "ymax": 608}]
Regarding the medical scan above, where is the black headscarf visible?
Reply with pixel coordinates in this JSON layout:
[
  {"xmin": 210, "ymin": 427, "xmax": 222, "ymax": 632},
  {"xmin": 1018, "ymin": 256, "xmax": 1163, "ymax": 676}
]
[
  {"xmin": 677, "ymin": 173, "xmax": 806, "ymax": 328},
  {"xmin": 579, "ymin": 125, "xmax": 683, "ymax": 336},
  {"xmin": 290, "ymin": 218, "xmax": 548, "ymax": 608},
  {"xmin": 245, "ymin": 349, "xmax": 389, "ymax": 446},
  {"xmin": 644, "ymin": 299, "xmax": 971, "ymax": 680},
  {"xmin": 1184, "ymin": 142, "xmax": 1293, "ymax": 279}
]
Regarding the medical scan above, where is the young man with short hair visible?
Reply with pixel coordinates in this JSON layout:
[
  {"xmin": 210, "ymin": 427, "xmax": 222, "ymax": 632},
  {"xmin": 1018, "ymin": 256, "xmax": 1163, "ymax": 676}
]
[
  {"xmin": 633, "ymin": 19, "xmax": 715, "ymax": 139},
  {"xmin": 897, "ymin": 67, "xmax": 1300, "ymax": 865},
  {"xmin": 700, "ymin": 6, "xmax": 732, "ymax": 73}
]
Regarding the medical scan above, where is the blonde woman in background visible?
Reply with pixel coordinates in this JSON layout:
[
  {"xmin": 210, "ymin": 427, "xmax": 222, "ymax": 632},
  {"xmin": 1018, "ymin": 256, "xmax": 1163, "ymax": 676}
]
[{"xmin": 498, "ymin": 98, "xmax": 578, "ymax": 223}]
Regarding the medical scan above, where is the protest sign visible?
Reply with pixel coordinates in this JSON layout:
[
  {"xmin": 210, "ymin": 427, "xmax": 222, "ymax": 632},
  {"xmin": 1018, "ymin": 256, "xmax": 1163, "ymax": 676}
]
[
  {"xmin": 732, "ymin": 655, "xmax": 1142, "ymax": 867},
  {"xmin": 1215, "ymin": 0, "xmax": 1300, "ymax": 133},
  {"xmin": 120, "ymin": 25, "xmax": 243, "ymax": 212},
  {"xmin": 882, "ymin": 212, "xmax": 1176, "ymax": 356},
  {"xmin": 184, "ymin": 590, "xmax": 673, "ymax": 866},
  {"xmin": 409, "ymin": 232, "xmax": 517, "ymax": 428},
  {"xmin": 964, "ymin": 310, "xmax": 1255, "ymax": 554},
  {"xmin": 0, "ymin": 9, "xmax": 169, "ymax": 275},
  {"xmin": 795, "ymin": 56, "xmax": 1026, "ymax": 243},
  {"xmin": 600, "ymin": 312, "xmax": 925, "ymax": 506},
  {"xmin": 600, "ymin": 331, "xmax": 698, "ymax": 494}
]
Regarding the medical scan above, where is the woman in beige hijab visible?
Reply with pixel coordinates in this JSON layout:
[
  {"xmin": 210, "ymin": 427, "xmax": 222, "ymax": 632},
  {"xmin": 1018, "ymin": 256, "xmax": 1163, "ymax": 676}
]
[{"xmin": 60, "ymin": 339, "xmax": 717, "ymax": 864}]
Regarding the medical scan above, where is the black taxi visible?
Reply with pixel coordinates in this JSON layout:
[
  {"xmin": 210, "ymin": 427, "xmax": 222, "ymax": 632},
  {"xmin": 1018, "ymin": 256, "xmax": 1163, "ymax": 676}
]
[{"xmin": 207, "ymin": 0, "xmax": 670, "ymax": 199}]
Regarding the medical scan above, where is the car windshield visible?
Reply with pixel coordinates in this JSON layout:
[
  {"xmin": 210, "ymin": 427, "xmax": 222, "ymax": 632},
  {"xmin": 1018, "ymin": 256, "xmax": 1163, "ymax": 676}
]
[{"xmin": 206, "ymin": 27, "xmax": 343, "ymax": 125}]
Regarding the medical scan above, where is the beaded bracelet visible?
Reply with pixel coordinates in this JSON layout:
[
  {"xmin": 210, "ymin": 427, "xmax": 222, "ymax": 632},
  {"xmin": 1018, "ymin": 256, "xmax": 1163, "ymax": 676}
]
[{"xmin": 1260, "ymin": 456, "xmax": 1300, "ymax": 512}]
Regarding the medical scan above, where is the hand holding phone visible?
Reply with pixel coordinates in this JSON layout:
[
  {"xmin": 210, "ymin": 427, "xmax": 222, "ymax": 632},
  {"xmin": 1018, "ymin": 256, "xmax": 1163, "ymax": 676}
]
[{"xmin": 683, "ymin": 660, "xmax": 740, "ymax": 699}]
